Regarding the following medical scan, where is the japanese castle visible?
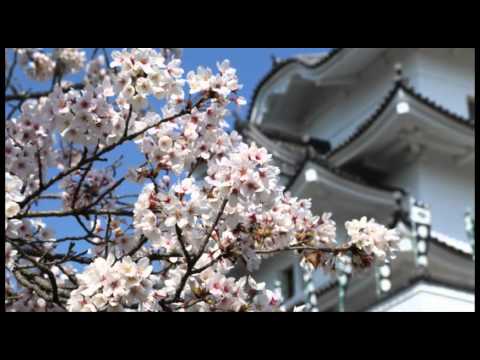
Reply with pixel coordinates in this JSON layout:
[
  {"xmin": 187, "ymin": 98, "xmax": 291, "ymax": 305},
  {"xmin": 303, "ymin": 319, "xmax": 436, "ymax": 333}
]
[{"xmin": 236, "ymin": 48, "xmax": 475, "ymax": 312}]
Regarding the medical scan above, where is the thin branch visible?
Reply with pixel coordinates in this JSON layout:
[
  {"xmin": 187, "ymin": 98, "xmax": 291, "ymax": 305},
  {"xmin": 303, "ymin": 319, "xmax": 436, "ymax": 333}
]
[
  {"xmin": 56, "ymin": 264, "xmax": 78, "ymax": 287},
  {"xmin": 30, "ymin": 235, "xmax": 94, "ymax": 244},
  {"xmin": 192, "ymin": 252, "xmax": 231, "ymax": 274},
  {"xmin": 176, "ymin": 224, "xmax": 192, "ymax": 264},
  {"xmin": 91, "ymin": 48, "xmax": 99, "ymax": 60},
  {"xmin": 102, "ymin": 48, "xmax": 118, "ymax": 76},
  {"xmin": 87, "ymin": 176, "xmax": 126, "ymax": 209},
  {"xmin": 74, "ymin": 214, "xmax": 98, "ymax": 239},
  {"xmin": 5, "ymin": 49, "xmax": 18, "ymax": 90},
  {"xmin": 124, "ymin": 105, "xmax": 133, "ymax": 137},
  {"xmin": 71, "ymin": 157, "xmax": 94, "ymax": 209},
  {"xmin": 164, "ymin": 198, "xmax": 229, "ymax": 305},
  {"xmin": 37, "ymin": 194, "xmax": 63, "ymax": 200},
  {"xmin": 7, "ymin": 239, "xmax": 92, "ymax": 265},
  {"xmin": 15, "ymin": 209, "xmax": 133, "ymax": 219},
  {"xmin": 124, "ymin": 236, "xmax": 148, "ymax": 258},
  {"xmin": 36, "ymin": 148, "xmax": 44, "ymax": 188},
  {"xmin": 255, "ymin": 244, "xmax": 352, "ymax": 256},
  {"xmin": 187, "ymin": 159, "xmax": 203, "ymax": 178},
  {"xmin": 13, "ymin": 270, "xmax": 59, "ymax": 305},
  {"xmin": 7, "ymin": 99, "xmax": 25, "ymax": 120},
  {"xmin": 11, "ymin": 242, "xmax": 62, "ymax": 306},
  {"xmin": 194, "ymin": 198, "xmax": 228, "ymax": 262},
  {"xmin": 5, "ymin": 83, "xmax": 85, "ymax": 102},
  {"xmin": 148, "ymin": 252, "xmax": 183, "ymax": 261}
]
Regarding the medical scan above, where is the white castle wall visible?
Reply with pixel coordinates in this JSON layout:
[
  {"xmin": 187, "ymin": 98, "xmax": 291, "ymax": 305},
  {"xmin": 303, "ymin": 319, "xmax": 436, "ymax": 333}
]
[
  {"xmin": 417, "ymin": 155, "xmax": 475, "ymax": 242},
  {"xmin": 369, "ymin": 282, "xmax": 475, "ymax": 312},
  {"xmin": 415, "ymin": 48, "xmax": 475, "ymax": 119}
]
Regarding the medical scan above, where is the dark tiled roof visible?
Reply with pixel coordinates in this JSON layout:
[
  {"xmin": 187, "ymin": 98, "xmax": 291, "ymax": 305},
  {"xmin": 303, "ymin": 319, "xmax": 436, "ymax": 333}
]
[
  {"xmin": 394, "ymin": 213, "xmax": 473, "ymax": 258},
  {"xmin": 430, "ymin": 234, "xmax": 473, "ymax": 258},
  {"xmin": 406, "ymin": 85, "xmax": 475, "ymax": 128},
  {"xmin": 308, "ymin": 152, "xmax": 403, "ymax": 194},
  {"xmin": 237, "ymin": 122, "xmax": 402, "ymax": 195},
  {"xmin": 247, "ymin": 48, "xmax": 345, "ymax": 122},
  {"xmin": 328, "ymin": 82, "xmax": 474, "ymax": 159}
]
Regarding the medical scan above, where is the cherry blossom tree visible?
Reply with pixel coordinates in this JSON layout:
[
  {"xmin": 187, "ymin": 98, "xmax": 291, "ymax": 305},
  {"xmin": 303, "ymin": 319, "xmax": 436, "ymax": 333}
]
[{"xmin": 5, "ymin": 48, "xmax": 400, "ymax": 312}]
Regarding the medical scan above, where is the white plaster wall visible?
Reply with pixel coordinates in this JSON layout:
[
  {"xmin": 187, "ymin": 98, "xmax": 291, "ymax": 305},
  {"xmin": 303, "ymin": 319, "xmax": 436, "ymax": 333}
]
[
  {"xmin": 370, "ymin": 283, "xmax": 475, "ymax": 312},
  {"xmin": 385, "ymin": 160, "xmax": 421, "ymax": 198},
  {"xmin": 417, "ymin": 155, "xmax": 475, "ymax": 242},
  {"xmin": 415, "ymin": 48, "xmax": 475, "ymax": 119},
  {"xmin": 383, "ymin": 153, "xmax": 474, "ymax": 242}
]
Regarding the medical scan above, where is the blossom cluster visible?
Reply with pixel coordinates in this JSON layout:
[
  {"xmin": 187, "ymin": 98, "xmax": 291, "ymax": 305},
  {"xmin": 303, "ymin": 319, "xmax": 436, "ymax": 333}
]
[
  {"xmin": 5, "ymin": 171, "xmax": 57, "ymax": 279},
  {"xmin": 85, "ymin": 55, "xmax": 110, "ymax": 86},
  {"xmin": 87, "ymin": 217, "xmax": 139, "ymax": 258},
  {"xmin": 6, "ymin": 264, "xmax": 76, "ymax": 312},
  {"xmin": 182, "ymin": 261, "xmax": 282, "ymax": 312},
  {"xmin": 5, "ymin": 99, "xmax": 58, "ymax": 195},
  {"xmin": 345, "ymin": 217, "xmax": 400, "ymax": 266},
  {"xmin": 16, "ymin": 48, "xmax": 85, "ymax": 81},
  {"xmin": 7, "ymin": 289, "xmax": 54, "ymax": 312},
  {"xmin": 67, "ymin": 255, "xmax": 153, "ymax": 312},
  {"xmin": 6, "ymin": 216, "xmax": 56, "ymax": 253},
  {"xmin": 125, "ymin": 56, "xmax": 246, "ymax": 181},
  {"xmin": 52, "ymin": 48, "xmax": 86, "ymax": 75},
  {"xmin": 5, "ymin": 172, "xmax": 24, "ymax": 229},
  {"xmin": 110, "ymin": 48, "xmax": 186, "ymax": 111},
  {"xmin": 5, "ymin": 48, "xmax": 400, "ymax": 312},
  {"xmin": 50, "ymin": 83, "xmax": 128, "ymax": 146},
  {"xmin": 17, "ymin": 48, "xmax": 56, "ymax": 81},
  {"xmin": 187, "ymin": 59, "xmax": 246, "ymax": 105}
]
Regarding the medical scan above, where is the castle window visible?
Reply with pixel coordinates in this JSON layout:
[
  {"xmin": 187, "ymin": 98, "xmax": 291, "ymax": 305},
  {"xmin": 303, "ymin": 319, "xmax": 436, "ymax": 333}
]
[
  {"xmin": 468, "ymin": 96, "xmax": 475, "ymax": 122},
  {"xmin": 272, "ymin": 265, "xmax": 295, "ymax": 300},
  {"xmin": 283, "ymin": 266, "xmax": 295, "ymax": 299}
]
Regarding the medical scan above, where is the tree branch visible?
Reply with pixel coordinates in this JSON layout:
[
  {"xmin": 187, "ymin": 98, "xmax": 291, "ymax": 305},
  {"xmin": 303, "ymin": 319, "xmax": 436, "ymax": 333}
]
[
  {"xmin": 164, "ymin": 198, "xmax": 229, "ymax": 305},
  {"xmin": 194, "ymin": 198, "xmax": 228, "ymax": 262},
  {"xmin": 176, "ymin": 224, "xmax": 192, "ymax": 264},
  {"xmin": 15, "ymin": 209, "xmax": 133, "ymax": 219},
  {"xmin": 5, "ymin": 83, "xmax": 85, "ymax": 102},
  {"xmin": 11, "ymin": 242, "xmax": 63, "ymax": 306}
]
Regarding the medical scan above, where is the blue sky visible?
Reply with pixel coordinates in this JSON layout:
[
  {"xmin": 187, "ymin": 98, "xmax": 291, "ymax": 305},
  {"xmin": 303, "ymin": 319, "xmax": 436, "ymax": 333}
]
[{"xmin": 6, "ymin": 48, "xmax": 330, "ymax": 262}]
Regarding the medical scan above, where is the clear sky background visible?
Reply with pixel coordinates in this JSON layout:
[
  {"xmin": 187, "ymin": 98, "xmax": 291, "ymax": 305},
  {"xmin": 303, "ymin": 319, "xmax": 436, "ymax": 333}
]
[{"xmin": 6, "ymin": 48, "xmax": 330, "ymax": 261}]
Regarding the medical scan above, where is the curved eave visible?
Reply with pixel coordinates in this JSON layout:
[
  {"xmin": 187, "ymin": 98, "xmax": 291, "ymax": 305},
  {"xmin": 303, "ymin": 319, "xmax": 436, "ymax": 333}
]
[
  {"xmin": 430, "ymin": 231, "xmax": 474, "ymax": 257},
  {"xmin": 396, "ymin": 219, "xmax": 474, "ymax": 258},
  {"xmin": 291, "ymin": 160, "xmax": 398, "ymax": 210},
  {"xmin": 248, "ymin": 48, "xmax": 346, "ymax": 125},
  {"xmin": 328, "ymin": 82, "xmax": 475, "ymax": 166}
]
